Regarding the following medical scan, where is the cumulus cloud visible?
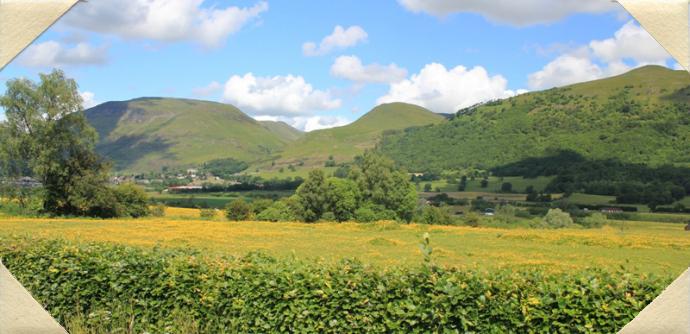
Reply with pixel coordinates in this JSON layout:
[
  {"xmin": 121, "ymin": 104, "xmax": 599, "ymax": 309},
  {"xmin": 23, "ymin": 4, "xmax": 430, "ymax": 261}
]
[
  {"xmin": 255, "ymin": 115, "xmax": 351, "ymax": 132},
  {"xmin": 377, "ymin": 63, "xmax": 518, "ymax": 113},
  {"xmin": 398, "ymin": 0, "xmax": 618, "ymax": 26},
  {"xmin": 330, "ymin": 55, "xmax": 407, "ymax": 83},
  {"xmin": 192, "ymin": 81, "xmax": 222, "ymax": 97},
  {"xmin": 222, "ymin": 73, "xmax": 342, "ymax": 116},
  {"xmin": 528, "ymin": 21, "xmax": 672, "ymax": 90},
  {"xmin": 19, "ymin": 41, "xmax": 107, "ymax": 68},
  {"xmin": 64, "ymin": 0, "xmax": 268, "ymax": 48},
  {"xmin": 589, "ymin": 21, "xmax": 670, "ymax": 65},
  {"xmin": 80, "ymin": 91, "xmax": 99, "ymax": 109},
  {"xmin": 302, "ymin": 25, "xmax": 368, "ymax": 56}
]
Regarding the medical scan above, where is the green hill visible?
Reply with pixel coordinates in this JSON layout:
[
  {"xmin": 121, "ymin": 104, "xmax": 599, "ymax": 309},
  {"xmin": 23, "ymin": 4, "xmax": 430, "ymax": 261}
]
[
  {"xmin": 259, "ymin": 120, "xmax": 303, "ymax": 142},
  {"xmin": 85, "ymin": 97, "xmax": 299, "ymax": 172},
  {"xmin": 264, "ymin": 102, "xmax": 444, "ymax": 169},
  {"xmin": 379, "ymin": 66, "xmax": 690, "ymax": 171}
]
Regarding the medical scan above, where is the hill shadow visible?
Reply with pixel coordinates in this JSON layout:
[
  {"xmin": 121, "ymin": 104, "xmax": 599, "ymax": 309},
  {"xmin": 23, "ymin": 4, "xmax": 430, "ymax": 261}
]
[{"xmin": 96, "ymin": 134, "xmax": 175, "ymax": 171}]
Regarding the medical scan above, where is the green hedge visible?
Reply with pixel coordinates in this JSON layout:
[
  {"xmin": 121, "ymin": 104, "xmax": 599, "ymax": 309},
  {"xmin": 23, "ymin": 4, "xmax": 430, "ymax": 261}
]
[{"xmin": 0, "ymin": 237, "xmax": 667, "ymax": 333}]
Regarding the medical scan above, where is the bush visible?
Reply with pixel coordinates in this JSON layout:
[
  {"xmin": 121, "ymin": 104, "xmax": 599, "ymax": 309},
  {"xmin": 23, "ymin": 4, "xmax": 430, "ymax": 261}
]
[
  {"xmin": 255, "ymin": 200, "xmax": 297, "ymax": 222},
  {"xmin": 150, "ymin": 203, "xmax": 166, "ymax": 217},
  {"xmin": 0, "ymin": 237, "xmax": 668, "ymax": 333},
  {"xmin": 416, "ymin": 205, "xmax": 455, "ymax": 225},
  {"xmin": 354, "ymin": 203, "xmax": 397, "ymax": 223},
  {"xmin": 250, "ymin": 199, "xmax": 273, "ymax": 214},
  {"xmin": 199, "ymin": 208, "xmax": 217, "ymax": 220},
  {"xmin": 225, "ymin": 199, "xmax": 252, "ymax": 221},
  {"xmin": 580, "ymin": 213, "xmax": 607, "ymax": 229},
  {"xmin": 544, "ymin": 208, "xmax": 574, "ymax": 228},
  {"xmin": 111, "ymin": 184, "xmax": 150, "ymax": 218}
]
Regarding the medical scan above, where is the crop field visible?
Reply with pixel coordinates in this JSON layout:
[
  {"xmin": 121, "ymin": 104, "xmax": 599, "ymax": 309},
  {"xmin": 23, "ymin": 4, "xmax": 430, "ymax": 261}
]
[{"xmin": 0, "ymin": 211, "xmax": 688, "ymax": 276}]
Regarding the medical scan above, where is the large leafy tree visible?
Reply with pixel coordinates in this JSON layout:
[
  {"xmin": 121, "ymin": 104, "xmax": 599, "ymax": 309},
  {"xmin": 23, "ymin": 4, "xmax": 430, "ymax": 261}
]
[
  {"xmin": 0, "ymin": 70, "xmax": 114, "ymax": 216},
  {"xmin": 295, "ymin": 169, "xmax": 329, "ymax": 222}
]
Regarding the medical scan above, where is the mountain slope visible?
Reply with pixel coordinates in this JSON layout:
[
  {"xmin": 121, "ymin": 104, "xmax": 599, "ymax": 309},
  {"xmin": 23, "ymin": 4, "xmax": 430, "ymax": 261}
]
[
  {"xmin": 259, "ymin": 120, "xmax": 303, "ymax": 142},
  {"xmin": 379, "ymin": 66, "xmax": 690, "ymax": 171},
  {"xmin": 268, "ymin": 102, "xmax": 444, "ymax": 168},
  {"xmin": 85, "ymin": 97, "xmax": 298, "ymax": 172}
]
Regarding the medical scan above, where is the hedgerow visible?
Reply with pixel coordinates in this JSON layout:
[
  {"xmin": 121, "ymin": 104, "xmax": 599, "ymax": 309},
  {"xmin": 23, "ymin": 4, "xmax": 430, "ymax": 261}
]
[{"xmin": 0, "ymin": 237, "xmax": 666, "ymax": 333}]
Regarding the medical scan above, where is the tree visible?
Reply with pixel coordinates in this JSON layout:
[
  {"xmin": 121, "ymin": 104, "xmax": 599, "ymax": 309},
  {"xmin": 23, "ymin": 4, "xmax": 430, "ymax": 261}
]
[
  {"xmin": 225, "ymin": 198, "xmax": 252, "ymax": 221},
  {"xmin": 325, "ymin": 178, "xmax": 360, "ymax": 222},
  {"xmin": 349, "ymin": 151, "xmax": 417, "ymax": 222},
  {"xmin": 295, "ymin": 169, "xmax": 329, "ymax": 222},
  {"xmin": 501, "ymin": 182, "xmax": 513, "ymax": 193},
  {"xmin": 480, "ymin": 178, "xmax": 489, "ymax": 188},
  {"xmin": 0, "ymin": 70, "xmax": 127, "ymax": 217},
  {"xmin": 424, "ymin": 183, "xmax": 432, "ymax": 192}
]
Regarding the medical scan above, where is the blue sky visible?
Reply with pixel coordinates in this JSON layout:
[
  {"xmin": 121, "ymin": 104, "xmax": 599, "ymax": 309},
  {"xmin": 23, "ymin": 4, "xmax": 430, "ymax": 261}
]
[{"xmin": 0, "ymin": 0, "xmax": 679, "ymax": 130}]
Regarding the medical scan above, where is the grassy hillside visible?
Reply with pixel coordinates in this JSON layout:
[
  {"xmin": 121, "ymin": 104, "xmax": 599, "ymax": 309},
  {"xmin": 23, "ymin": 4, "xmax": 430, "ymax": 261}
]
[
  {"xmin": 264, "ymin": 102, "xmax": 444, "ymax": 170},
  {"xmin": 259, "ymin": 120, "xmax": 303, "ymax": 142},
  {"xmin": 380, "ymin": 66, "xmax": 690, "ymax": 171},
  {"xmin": 85, "ymin": 97, "xmax": 299, "ymax": 172}
]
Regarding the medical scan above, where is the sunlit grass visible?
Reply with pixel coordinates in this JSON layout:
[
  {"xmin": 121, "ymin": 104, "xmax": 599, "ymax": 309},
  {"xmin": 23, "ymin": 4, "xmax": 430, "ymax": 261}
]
[{"xmin": 0, "ymin": 212, "xmax": 688, "ymax": 276}]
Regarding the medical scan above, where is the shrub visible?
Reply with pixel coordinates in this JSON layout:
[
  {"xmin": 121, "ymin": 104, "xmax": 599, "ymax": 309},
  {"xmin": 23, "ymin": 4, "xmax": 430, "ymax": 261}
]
[
  {"xmin": 544, "ymin": 208, "xmax": 574, "ymax": 228},
  {"xmin": 150, "ymin": 203, "xmax": 166, "ymax": 217},
  {"xmin": 199, "ymin": 208, "xmax": 217, "ymax": 220},
  {"xmin": 580, "ymin": 213, "xmax": 607, "ymax": 229},
  {"xmin": 250, "ymin": 199, "xmax": 273, "ymax": 214},
  {"xmin": 256, "ymin": 200, "xmax": 297, "ymax": 222},
  {"xmin": 416, "ymin": 205, "xmax": 455, "ymax": 225},
  {"xmin": 0, "ymin": 237, "xmax": 668, "ymax": 334},
  {"xmin": 225, "ymin": 199, "xmax": 252, "ymax": 221},
  {"xmin": 111, "ymin": 184, "xmax": 150, "ymax": 218},
  {"xmin": 354, "ymin": 203, "xmax": 397, "ymax": 223}
]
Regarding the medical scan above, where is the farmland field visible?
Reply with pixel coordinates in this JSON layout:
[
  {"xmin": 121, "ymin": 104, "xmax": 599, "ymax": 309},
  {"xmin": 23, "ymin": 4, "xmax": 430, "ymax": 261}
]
[{"xmin": 1, "ymin": 211, "xmax": 688, "ymax": 276}]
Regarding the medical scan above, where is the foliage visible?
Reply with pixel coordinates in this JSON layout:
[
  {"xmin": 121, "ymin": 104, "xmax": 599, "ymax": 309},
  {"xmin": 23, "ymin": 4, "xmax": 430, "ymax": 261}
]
[
  {"xmin": 250, "ymin": 198, "xmax": 274, "ymax": 215},
  {"xmin": 415, "ymin": 205, "xmax": 455, "ymax": 225},
  {"xmin": 325, "ymin": 178, "xmax": 360, "ymax": 222},
  {"xmin": 255, "ymin": 199, "xmax": 298, "ymax": 222},
  {"xmin": 111, "ymin": 183, "xmax": 150, "ymax": 218},
  {"xmin": 295, "ymin": 170, "xmax": 328, "ymax": 222},
  {"xmin": 580, "ymin": 213, "xmax": 608, "ymax": 229},
  {"xmin": 201, "ymin": 158, "xmax": 249, "ymax": 179},
  {"xmin": 0, "ymin": 70, "xmax": 147, "ymax": 219},
  {"xmin": 544, "ymin": 208, "xmax": 575, "ymax": 228},
  {"xmin": 0, "ymin": 237, "xmax": 668, "ymax": 333},
  {"xmin": 225, "ymin": 199, "xmax": 252, "ymax": 221},
  {"xmin": 381, "ymin": 66, "xmax": 690, "ymax": 173}
]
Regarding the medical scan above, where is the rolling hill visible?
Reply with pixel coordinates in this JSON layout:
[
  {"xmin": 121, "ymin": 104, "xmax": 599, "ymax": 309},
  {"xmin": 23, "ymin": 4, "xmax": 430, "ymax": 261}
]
[
  {"xmin": 85, "ymin": 97, "xmax": 300, "ymax": 172},
  {"xmin": 264, "ymin": 102, "xmax": 445, "ymax": 169},
  {"xmin": 379, "ymin": 66, "xmax": 690, "ymax": 171}
]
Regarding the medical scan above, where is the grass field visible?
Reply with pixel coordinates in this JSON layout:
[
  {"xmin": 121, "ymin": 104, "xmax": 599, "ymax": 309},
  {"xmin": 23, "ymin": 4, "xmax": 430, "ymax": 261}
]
[{"xmin": 1, "ymin": 210, "xmax": 688, "ymax": 276}]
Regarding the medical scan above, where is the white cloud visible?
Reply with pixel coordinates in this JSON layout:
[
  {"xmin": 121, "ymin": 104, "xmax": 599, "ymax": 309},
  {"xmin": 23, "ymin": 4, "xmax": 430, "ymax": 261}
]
[
  {"xmin": 398, "ymin": 0, "xmax": 618, "ymax": 26},
  {"xmin": 589, "ymin": 21, "xmax": 670, "ymax": 65},
  {"xmin": 254, "ymin": 114, "xmax": 351, "ymax": 132},
  {"xmin": 192, "ymin": 81, "xmax": 222, "ymax": 97},
  {"xmin": 377, "ymin": 63, "xmax": 518, "ymax": 113},
  {"xmin": 19, "ymin": 41, "xmax": 107, "ymax": 68},
  {"xmin": 330, "ymin": 55, "xmax": 407, "ymax": 83},
  {"xmin": 302, "ymin": 25, "xmax": 368, "ymax": 56},
  {"xmin": 528, "ymin": 21, "xmax": 672, "ymax": 90},
  {"xmin": 80, "ymin": 91, "xmax": 98, "ymax": 109},
  {"xmin": 64, "ymin": 0, "xmax": 268, "ymax": 48},
  {"xmin": 222, "ymin": 73, "xmax": 342, "ymax": 116}
]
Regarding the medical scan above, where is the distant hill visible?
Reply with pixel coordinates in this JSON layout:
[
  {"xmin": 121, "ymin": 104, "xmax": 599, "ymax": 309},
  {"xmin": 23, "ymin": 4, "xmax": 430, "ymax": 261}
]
[
  {"xmin": 85, "ymin": 97, "xmax": 300, "ymax": 172},
  {"xmin": 379, "ymin": 66, "xmax": 690, "ymax": 171},
  {"xmin": 259, "ymin": 120, "xmax": 303, "ymax": 142},
  {"xmin": 265, "ymin": 102, "xmax": 445, "ymax": 169}
]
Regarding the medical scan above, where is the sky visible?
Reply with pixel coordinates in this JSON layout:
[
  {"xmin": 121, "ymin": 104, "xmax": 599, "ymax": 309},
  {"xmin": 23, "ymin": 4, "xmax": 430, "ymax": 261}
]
[{"xmin": 0, "ymin": 0, "xmax": 680, "ymax": 131}]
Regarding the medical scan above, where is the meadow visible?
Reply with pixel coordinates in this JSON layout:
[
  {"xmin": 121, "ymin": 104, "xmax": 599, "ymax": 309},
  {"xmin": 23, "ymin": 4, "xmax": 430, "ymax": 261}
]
[{"xmin": 1, "ymin": 208, "xmax": 688, "ymax": 276}]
